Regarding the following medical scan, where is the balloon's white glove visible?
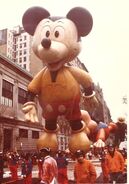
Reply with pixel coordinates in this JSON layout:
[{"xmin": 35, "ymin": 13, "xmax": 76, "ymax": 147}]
[
  {"xmin": 93, "ymin": 139, "xmax": 105, "ymax": 148},
  {"xmin": 22, "ymin": 102, "xmax": 39, "ymax": 123}
]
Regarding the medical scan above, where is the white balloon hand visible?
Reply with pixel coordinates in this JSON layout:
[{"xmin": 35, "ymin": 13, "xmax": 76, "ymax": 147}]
[{"xmin": 22, "ymin": 102, "xmax": 39, "ymax": 123}]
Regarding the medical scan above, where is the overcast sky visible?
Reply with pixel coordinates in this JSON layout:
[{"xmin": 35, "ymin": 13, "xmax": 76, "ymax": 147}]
[{"xmin": 0, "ymin": 0, "xmax": 129, "ymax": 121}]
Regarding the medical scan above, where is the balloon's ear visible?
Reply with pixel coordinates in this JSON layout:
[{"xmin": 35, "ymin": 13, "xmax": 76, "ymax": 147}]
[
  {"xmin": 67, "ymin": 7, "xmax": 93, "ymax": 37},
  {"xmin": 22, "ymin": 6, "xmax": 50, "ymax": 35}
]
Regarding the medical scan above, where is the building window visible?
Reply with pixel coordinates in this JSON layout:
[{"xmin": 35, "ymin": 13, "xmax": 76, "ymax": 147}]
[
  {"xmin": 24, "ymin": 49, "xmax": 27, "ymax": 55},
  {"xmin": 1, "ymin": 79, "xmax": 13, "ymax": 107},
  {"xmin": 32, "ymin": 131, "xmax": 39, "ymax": 139},
  {"xmin": 60, "ymin": 137, "xmax": 64, "ymax": 145},
  {"xmin": 24, "ymin": 35, "xmax": 27, "ymax": 40},
  {"xmin": 23, "ymin": 64, "xmax": 26, "ymax": 69},
  {"xmin": 24, "ymin": 42, "xmax": 26, "ymax": 47},
  {"xmin": 19, "ymin": 129, "xmax": 28, "ymax": 138},
  {"xmin": 13, "ymin": 37, "xmax": 17, "ymax": 44},
  {"xmin": 13, "ymin": 51, "xmax": 16, "ymax": 59},
  {"xmin": 13, "ymin": 59, "xmax": 16, "ymax": 63},
  {"xmin": 23, "ymin": 57, "xmax": 26, "ymax": 62},
  {"xmin": 18, "ymin": 88, "xmax": 27, "ymax": 104},
  {"xmin": 19, "ymin": 57, "xmax": 22, "ymax": 63},
  {"xmin": 13, "ymin": 45, "xmax": 16, "ymax": 51},
  {"xmin": 19, "ymin": 50, "xmax": 22, "ymax": 55}
]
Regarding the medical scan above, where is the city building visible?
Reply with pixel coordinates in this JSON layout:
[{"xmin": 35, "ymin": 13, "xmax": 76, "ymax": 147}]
[
  {"xmin": 0, "ymin": 28, "xmax": 7, "ymax": 55},
  {"xmin": 0, "ymin": 53, "xmax": 44, "ymax": 152},
  {"xmin": 0, "ymin": 27, "xmax": 30, "ymax": 71},
  {"xmin": 0, "ymin": 26, "xmax": 43, "ymax": 76}
]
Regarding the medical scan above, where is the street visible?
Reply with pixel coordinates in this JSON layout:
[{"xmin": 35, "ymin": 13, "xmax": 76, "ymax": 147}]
[{"xmin": 2, "ymin": 159, "xmax": 103, "ymax": 184}]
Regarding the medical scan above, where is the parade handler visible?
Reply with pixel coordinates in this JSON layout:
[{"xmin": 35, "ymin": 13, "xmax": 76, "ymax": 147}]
[{"xmin": 22, "ymin": 6, "xmax": 111, "ymax": 153}]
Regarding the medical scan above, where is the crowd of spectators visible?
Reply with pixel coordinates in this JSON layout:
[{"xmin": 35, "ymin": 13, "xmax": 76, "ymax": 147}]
[{"xmin": 0, "ymin": 142, "xmax": 127, "ymax": 184}]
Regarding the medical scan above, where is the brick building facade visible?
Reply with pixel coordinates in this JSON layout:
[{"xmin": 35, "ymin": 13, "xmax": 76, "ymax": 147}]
[{"xmin": 0, "ymin": 54, "xmax": 44, "ymax": 152}]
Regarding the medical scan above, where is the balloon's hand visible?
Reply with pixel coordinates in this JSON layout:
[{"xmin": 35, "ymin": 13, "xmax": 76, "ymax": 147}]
[
  {"xmin": 93, "ymin": 139, "xmax": 105, "ymax": 148},
  {"xmin": 22, "ymin": 102, "xmax": 39, "ymax": 123}
]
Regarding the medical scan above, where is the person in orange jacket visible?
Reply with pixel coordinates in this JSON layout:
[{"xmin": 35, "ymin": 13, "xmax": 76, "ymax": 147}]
[
  {"xmin": 102, "ymin": 143, "xmax": 125, "ymax": 183},
  {"xmin": 74, "ymin": 150, "xmax": 97, "ymax": 184}
]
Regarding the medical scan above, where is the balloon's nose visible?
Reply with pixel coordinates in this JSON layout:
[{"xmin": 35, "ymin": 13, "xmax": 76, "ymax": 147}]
[{"xmin": 41, "ymin": 38, "xmax": 51, "ymax": 49}]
